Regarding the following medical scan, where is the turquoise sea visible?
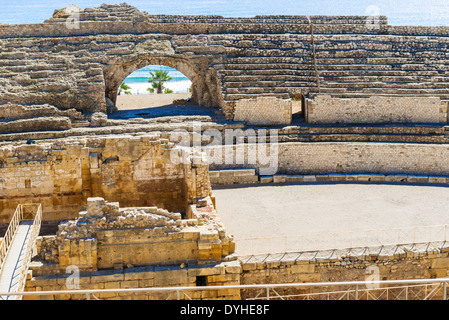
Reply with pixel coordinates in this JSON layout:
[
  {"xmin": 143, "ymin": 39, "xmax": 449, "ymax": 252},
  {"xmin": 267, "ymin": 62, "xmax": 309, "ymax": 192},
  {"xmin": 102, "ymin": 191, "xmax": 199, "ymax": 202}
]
[
  {"xmin": 3, "ymin": 0, "xmax": 449, "ymax": 92},
  {"xmin": 127, "ymin": 66, "xmax": 187, "ymax": 83},
  {"xmin": 123, "ymin": 65, "xmax": 191, "ymax": 94}
]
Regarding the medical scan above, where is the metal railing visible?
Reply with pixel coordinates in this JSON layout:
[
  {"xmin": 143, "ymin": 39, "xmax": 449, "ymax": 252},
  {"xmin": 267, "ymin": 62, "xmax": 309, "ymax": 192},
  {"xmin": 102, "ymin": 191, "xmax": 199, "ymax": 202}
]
[
  {"xmin": 15, "ymin": 204, "xmax": 42, "ymax": 298},
  {"xmin": 247, "ymin": 282, "xmax": 449, "ymax": 301},
  {"xmin": 235, "ymin": 224, "xmax": 449, "ymax": 256},
  {"xmin": 0, "ymin": 204, "xmax": 42, "ymax": 300},
  {"xmin": 2, "ymin": 277, "xmax": 449, "ymax": 300},
  {"xmin": 283, "ymin": 283, "xmax": 444, "ymax": 301},
  {"xmin": 0, "ymin": 205, "xmax": 24, "ymax": 273}
]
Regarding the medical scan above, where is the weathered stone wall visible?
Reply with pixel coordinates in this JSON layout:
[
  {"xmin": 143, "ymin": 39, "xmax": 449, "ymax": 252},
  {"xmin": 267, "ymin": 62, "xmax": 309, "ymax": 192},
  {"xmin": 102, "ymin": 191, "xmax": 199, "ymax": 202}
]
[
  {"xmin": 34, "ymin": 197, "xmax": 234, "ymax": 273},
  {"xmin": 24, "ymin": 260, "xmax": 241, "ymax": 300},
  {"xmin": 240, "ymin": 246, "xmax": 449, "ymax": 299},
  {"xmin": 233, "ymin": 97, "xmax": 292, "ymax": 125},
  {"xmin": 306, "ymin": 95, "xmax": 448, "ymax": 124},
  {"xmin": 209, "ymin": 169, "xmax": 259, "ymax": 185},
  {"xmin": 0, "ymin": 133, "xmax": 211, "ymax": 224},
  {"xmin": 4, "ymin": 136, "xmax": 449, "ymax": 225},
  {"xmin": 23, "ymin": 242, "xmax": 449, "ymax": 300},
  {"xmin": 204, "ymin": 142, "xmax": 449, "ymax": 176},
  {"xmin": 0, "ymin": 103, "xmax": 86, "ymax": 133},
  {"xmin": 2, "ymin": 4, "xmax": 449, "ymax": 125},
  {"xmin": 24, "ymin": 196, "xmax": 239, "ymax": 300}
]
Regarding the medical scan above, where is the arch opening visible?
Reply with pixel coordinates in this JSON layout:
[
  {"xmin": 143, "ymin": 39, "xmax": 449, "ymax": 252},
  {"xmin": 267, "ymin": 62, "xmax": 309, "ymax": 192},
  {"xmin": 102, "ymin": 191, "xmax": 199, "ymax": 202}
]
[
  {"xmin": 291, "ymin": 93, "xmax": 306, "ymax": 123},
  {"xmin": 116, "ymin": 65, "xmax": 192, "ymax": 111},
  {"xmin": 103, "ymin": 56, "xmax": 218, "ymax": 118}
]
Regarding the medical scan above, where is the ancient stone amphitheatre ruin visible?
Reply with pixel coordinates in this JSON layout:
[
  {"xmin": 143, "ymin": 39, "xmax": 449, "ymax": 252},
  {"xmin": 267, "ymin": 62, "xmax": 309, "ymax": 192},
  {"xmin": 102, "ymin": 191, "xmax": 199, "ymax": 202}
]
[{"xmin": 2, "ymin": 3, "xmax": 449, "ymax": 301}]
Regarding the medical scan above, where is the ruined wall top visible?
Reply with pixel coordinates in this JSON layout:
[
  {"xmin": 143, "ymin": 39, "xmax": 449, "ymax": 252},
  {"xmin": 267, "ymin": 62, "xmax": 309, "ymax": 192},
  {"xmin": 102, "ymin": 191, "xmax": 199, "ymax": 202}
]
[
  {"xmin": 0, "ymin": 3, "xmax": 429, "ymax": 38},
  {"xmin": 43, "ymin": 3, "xmax": 388, "ymax": 25},
  {"xmin": 2, "ymin": 3, "xmax": 449, "ymax": 38}
]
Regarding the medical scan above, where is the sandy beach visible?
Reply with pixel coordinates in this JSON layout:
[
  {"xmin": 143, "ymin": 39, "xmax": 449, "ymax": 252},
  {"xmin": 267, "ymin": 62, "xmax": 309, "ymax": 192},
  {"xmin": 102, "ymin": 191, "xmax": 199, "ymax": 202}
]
[{"xmin": 116, "ymin": 92, "xmax": 191, "ymax": 110}]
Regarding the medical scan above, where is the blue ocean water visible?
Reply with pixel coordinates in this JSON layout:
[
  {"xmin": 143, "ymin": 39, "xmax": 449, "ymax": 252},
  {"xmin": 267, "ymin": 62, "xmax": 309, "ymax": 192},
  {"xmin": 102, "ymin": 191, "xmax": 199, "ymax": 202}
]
[
  {"xmin": 122, "ymin": 65, "xmax": 190, "ymax": 93},
  {"xmin": 127, "ymin": 65, "xmax": 188, "ymax": 83},
  {"xmin": 2, "ymin": 0, "xmax": 449, "ymax": 26}
]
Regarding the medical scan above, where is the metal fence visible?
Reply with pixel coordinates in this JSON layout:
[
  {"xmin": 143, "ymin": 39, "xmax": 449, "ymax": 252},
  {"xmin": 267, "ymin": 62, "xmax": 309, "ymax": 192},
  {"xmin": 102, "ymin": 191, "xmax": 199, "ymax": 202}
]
[
  {"xmin": 16, "ymin": 204, "xmax": 42, "ymax": 297},
  {"xmin": 0, "ymin": 204, "xmax": 24, "ymax": 273},
  {"xmin": 0, "ymin": 204, "xmax": 42, "ymax": 300},
  {"xmin": 2, "ymin": 277, "xmax": 449, "ymax": 300}
]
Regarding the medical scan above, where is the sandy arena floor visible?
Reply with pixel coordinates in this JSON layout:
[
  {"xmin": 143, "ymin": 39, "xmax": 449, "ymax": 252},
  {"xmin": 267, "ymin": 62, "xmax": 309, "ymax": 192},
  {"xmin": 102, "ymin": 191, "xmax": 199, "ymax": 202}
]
[
  {"xmin": 213, "ymin": 183, "xmax": 449, "ymax": 255},
  {"xmin": 117, "ymin": 94, "xmax": 449, "ymax": 256}
]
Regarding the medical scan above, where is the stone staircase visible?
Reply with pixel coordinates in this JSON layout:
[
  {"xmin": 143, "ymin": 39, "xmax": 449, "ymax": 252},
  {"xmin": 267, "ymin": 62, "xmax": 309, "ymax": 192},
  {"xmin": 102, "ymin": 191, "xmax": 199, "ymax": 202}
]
[{"xmin": 203, "ymin": 33, "xmax": 449, "ymax": 107}]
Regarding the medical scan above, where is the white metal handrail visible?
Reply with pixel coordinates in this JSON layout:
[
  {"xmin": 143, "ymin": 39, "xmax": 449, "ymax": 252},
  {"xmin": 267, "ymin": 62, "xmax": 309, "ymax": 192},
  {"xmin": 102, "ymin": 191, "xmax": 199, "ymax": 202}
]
[
  {"xmin": 249, "ymin": 283, "xmax": 443, "ymax": 301},
  {"xmin": 0, "ymin": 205, "xmax": 23, "ymax": 273},
  {"xmin": 2, "ymin": 277, "xmax": 449, "ymax": 300},
  {"xmin": 0, "ymin": 204, "xmax": 42, "ymax": 300},
  {"xmin": 236, "ymin": 224, "xmax": 449, "ymax": 256},
  {"xmin": 15, "ymin": 204, "xmax": 42, "ymax": 298}
]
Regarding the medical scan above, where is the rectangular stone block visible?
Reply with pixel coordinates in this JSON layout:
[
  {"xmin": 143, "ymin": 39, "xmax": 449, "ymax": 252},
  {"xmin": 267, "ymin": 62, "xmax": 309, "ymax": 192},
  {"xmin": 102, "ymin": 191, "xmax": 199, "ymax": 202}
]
[
  {"xmin": 303, "ymin": 175, "xmax": 317, "ymax": 182},
  {"xmin": 285, "ymin": 175, "xmax": 304, "ymax": 183},
  {"xmin": 259, "ymin": 176, "xmax": 273, "ymax": 183},
  {"xmin": 306, "ymin": 95, "xmax": 446, "ymax": 124},
  {"xmin": 273, "ymin": 175, "xmax": 286, "ymax": 183}
]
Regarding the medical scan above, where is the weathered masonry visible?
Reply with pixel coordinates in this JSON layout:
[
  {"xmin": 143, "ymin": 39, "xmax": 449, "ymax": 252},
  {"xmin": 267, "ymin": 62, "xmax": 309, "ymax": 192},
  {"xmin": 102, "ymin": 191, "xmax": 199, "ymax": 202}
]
[
  {"xmin": 0, "ymin": 133, "xmax": 211, "ymax": 225},
  {"xmin": 2, "ymin": 4, "xmax": 449, "ymax": 126}
]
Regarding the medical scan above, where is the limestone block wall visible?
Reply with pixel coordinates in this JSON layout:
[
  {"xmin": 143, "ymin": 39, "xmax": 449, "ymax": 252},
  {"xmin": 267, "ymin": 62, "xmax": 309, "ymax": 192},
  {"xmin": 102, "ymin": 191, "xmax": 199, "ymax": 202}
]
[
  {"xmin": 33, "ymin": 197, "xmax": 235, "ymax": 273},
  {"xmin": 204, "ymin": 141, "xmax": 449, "ymax": 176},
  {"xmin": 0, "ymin": 133, "xmax": 212, "ymax": 224},
  {"xmin": 24, "ymin": 260, "xmax": 241, "ymax": 300},
  {"xmin": 240, "ymin": 247, "xmax": 449, "ymax": 299},
  {"xmin": 209, "ymin": 169, "xmax": 258, "ymax": 185},
  {"xmin": 96, "ymin": 228, "xmax": 196, "ymax": 269},
  {"xmin": 0, "ymin": 142, "xmax": 85, "ymax": 223},
  {"xmin": 276, "ymin": 142, "xmax": 449, "ymax": 175},
  {"xmin": 56, "ymin": 238, "xmax": 98, "ymax": 272},
  {"xmin": 306, "ymin": 95, "xmax": 448, "ymax": 124},
  {"xmin": 24, "ymin": 243, "xmax": 449, "ymax": 300},
  {"xmin": 233, "ymin": 97, "xmax": 292, "ymax": 125}
]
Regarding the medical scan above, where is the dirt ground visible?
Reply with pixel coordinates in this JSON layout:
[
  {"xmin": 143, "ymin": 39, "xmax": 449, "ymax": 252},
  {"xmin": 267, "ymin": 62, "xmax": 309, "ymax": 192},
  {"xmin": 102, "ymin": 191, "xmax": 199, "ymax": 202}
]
[{"xmin": 212, "ymin": 183, "xmax": 449, "ymax": 255}]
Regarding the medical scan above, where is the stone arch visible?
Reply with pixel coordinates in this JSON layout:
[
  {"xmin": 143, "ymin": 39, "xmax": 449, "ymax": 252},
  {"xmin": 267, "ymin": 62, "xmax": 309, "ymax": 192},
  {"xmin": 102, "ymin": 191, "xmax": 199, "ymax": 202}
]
[{"xmin": 103, "ymin": 54, "xmax": 218, "ymax": 110}]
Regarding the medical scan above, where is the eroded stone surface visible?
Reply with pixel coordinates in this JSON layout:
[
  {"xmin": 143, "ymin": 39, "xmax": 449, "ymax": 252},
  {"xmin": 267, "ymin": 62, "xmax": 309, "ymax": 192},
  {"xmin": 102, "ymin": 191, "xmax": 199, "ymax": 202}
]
[
  {"xmin": 35, "ymin": 197, "xmax": 235, "ymax": 271},
  {"xmin": 2, "ymin": 4, "xmax": 449, "ymax": 126}
]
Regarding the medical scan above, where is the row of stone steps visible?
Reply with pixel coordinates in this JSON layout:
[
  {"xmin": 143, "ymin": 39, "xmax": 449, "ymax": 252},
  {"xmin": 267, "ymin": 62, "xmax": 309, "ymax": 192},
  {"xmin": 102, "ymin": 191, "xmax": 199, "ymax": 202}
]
[
  {"xmin": 3, "ymin": 22, "xmax": 449, "ymax": 117},
  {"xmin": 206, "ymin": 33, "xmax": 449, "ymax": 44},
  {"xmin": 277, "ymin": 133, "xmax": 449, "ymax": 144},
  {"xmin": 199, "ymin": 122, "xmax": 449, "ymax": 144},
  {"xmin": 215, "ymin": 58, "xmax": 449, "ymax": 69},
  {"xmin": 206, "ymin": 32, "xmax": 449, "ymax": 102},
  {"xmin": 221, "ymin": 88, "xmax": 449, "ymax": 101},
  {"xmin": 221, "ymin": 78, "xmax": 449, "ymax": 88}
]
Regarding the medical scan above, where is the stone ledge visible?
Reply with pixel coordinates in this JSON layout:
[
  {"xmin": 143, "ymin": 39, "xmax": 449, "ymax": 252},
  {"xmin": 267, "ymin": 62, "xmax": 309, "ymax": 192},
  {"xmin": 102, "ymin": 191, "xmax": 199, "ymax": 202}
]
[
  {"xmin": 209, "ymin": 169, "xmax": 258, "ymax": 185},
  {"xmin": 210, "ymin": 169, "xmax": 449, "ymax": 186}
]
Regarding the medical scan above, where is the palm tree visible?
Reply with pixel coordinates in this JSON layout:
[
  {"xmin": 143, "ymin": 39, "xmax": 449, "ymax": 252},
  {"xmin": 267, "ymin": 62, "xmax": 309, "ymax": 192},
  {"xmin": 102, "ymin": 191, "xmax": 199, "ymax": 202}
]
[
  {"xmin": 147, "ymin": 82, "xmax": 159, "ymax": 94},
  {"xmin": 147, "ymin": 70, "xmax": 173, "ymax": 94},
  {"xmin": 118, "ymin": 82, "xmax": 132, "ymax": 95}
]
